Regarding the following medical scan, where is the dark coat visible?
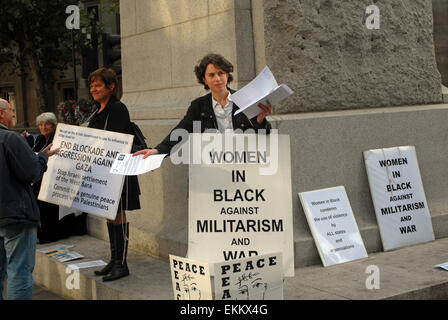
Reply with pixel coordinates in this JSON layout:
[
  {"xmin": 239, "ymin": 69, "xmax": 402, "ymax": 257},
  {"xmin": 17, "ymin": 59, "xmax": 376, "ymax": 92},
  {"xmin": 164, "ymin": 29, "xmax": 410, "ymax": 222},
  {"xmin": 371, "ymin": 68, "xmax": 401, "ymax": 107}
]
[
  {"xmin": 88, "ymin": 96, "xmax": 141, "ymax": 211},
  {"xmin": 156, "ymin": 90, "xmax": 272, "ymax": 155},
  {"xmin": 31, "ymin": 133, "xmax": 73, "ymax": 243},
  {"xmin": 0, "ymin": 126, "xmax": 48, "ymax": 227}
]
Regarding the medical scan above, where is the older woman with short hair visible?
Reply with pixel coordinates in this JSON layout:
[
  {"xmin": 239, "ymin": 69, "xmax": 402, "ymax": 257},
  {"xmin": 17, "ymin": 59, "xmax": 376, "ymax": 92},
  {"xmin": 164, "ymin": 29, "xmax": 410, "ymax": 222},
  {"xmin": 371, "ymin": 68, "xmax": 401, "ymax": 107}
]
[
  {"xmin": 33, "ymin": 112, "xmax": 58, "ymax": 152},
  {"xmin": 32, "ymin": 112, "xmax": 62, "ymax": 243}
]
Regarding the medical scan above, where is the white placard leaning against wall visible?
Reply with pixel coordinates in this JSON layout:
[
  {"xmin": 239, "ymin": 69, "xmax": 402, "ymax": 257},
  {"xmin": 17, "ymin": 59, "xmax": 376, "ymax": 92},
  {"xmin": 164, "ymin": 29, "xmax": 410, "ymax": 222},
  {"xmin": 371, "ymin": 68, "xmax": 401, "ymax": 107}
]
[
  {"xmin": 299, "ymin": 186, "xmax": 368, "ymax": 267},
  {"xmin": 364, "ymin": 146, "xmax": 435, "ymax": 251}
]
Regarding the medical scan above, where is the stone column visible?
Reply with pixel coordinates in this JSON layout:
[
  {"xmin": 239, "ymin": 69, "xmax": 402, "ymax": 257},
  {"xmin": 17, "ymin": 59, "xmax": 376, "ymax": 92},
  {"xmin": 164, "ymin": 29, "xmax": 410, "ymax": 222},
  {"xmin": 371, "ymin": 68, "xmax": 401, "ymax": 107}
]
[{"xmin": 88, "ymin": 0, "xmax": 448, "ymax": 268}]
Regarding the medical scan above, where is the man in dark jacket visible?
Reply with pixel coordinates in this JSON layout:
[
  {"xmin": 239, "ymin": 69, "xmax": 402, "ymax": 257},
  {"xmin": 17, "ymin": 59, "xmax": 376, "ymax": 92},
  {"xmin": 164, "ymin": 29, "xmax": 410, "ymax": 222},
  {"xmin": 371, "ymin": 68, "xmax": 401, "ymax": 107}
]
[{"xmin": 0, "ymin": 98, "xmax": 58, "ymax": 300}]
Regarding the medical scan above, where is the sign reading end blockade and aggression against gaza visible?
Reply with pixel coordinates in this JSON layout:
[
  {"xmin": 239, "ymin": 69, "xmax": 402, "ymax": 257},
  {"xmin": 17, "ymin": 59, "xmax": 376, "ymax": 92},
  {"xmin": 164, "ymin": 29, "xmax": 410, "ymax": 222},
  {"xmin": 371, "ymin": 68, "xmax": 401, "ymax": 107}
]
[
  {"xmin": 38, "ymin": 124, "xmax": 133, "ymax": 220},
  {"xmin": 187, "ymin": 133, "xmax": 294, "ymax": 277},
  {"xmin": 299, "ymin": 186, "xmax": 368, "ymax": 267},
  {"xmin": 364, "ymin": 146, "xmax": 435, "ymax": 251}
]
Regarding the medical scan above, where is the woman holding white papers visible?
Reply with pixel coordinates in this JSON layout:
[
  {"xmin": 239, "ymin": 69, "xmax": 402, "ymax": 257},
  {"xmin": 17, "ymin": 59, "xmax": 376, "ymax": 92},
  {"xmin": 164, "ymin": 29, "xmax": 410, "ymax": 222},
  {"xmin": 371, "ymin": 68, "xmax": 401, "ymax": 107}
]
[
  {"xmin": 133, "ymin": 53, "xmax": 273, "ymax": 159},
  {"xmin": 88, "ymin": 68, "xmax": 141, "ymax": 282}
]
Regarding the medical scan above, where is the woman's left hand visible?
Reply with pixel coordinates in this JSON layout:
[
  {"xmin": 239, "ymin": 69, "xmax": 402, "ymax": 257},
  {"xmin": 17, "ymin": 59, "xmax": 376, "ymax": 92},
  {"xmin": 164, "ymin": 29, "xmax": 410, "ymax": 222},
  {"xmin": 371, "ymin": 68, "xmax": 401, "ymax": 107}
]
[{"xmin": 256, "ymin": 100, "xmax": 274, "ymax": 124}]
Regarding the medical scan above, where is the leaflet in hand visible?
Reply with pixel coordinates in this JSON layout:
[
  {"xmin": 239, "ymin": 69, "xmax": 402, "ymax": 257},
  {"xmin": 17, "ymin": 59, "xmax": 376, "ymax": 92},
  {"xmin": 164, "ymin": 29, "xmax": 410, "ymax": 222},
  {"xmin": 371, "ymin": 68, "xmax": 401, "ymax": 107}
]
[
  {"xmin": 231, "ymin": 66, "xmax": 294, "ymax": 119},
  {"xmin": 110, "ymin": 153, "xmax": 166, "ymax": 176}
]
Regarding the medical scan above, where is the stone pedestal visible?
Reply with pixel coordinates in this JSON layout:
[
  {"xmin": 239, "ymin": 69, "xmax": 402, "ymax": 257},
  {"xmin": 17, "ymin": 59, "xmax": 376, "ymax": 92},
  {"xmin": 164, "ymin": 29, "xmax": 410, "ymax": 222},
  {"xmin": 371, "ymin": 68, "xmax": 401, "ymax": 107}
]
[{"xmin": 88, "ymin": 0, "xmax": 446, "ymax": 267}]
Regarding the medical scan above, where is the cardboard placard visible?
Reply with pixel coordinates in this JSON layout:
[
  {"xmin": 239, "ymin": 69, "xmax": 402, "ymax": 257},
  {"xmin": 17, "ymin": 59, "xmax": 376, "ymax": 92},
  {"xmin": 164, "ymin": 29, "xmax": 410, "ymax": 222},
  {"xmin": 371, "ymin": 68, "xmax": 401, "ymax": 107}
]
[
  {"xmin": 169, "ymin": 255, "xmax": 213, "ymax": 300},
  {"xmin": 187, "ymin": 133, "xmax": 294, "ymax": 277},
  {"xmin": 299, "ymin": 186, "xmax": 368, "ymax": 266},
  {"xmin": 364, "ymin": 146, "xmax": 434, "ymax": 251},
  {"xmin": 214, "ymin": 252, "xmax": 283, "ymax": 300},
  {"xmin": 38, "ymin": 124, "xmax": 133, "ymax": 220}
]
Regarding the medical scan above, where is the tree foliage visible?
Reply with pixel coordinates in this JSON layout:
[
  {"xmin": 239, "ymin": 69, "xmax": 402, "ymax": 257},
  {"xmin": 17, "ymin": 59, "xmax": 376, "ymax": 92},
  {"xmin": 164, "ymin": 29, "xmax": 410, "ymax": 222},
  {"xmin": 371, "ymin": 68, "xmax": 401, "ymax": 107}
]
[
  {"xmin": 0, "ymin": 0, "xmax": 76, "ymax": 111},
  {"xmin": 0, "ymin": 0, "xmax": 119, "ymax": 113}
]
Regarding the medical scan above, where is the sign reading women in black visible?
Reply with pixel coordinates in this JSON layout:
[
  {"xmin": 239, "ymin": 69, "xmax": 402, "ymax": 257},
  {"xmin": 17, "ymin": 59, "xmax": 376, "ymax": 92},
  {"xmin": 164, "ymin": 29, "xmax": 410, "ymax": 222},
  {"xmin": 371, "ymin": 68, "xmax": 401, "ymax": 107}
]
[
  {"xmin": 38, "ymin": 124, "xmax": 133, "ymax": 220},
  {"xmin": 364, "ymin": 146, "xmax": 434, "ymax": 251},
  {"xmin": 187, "ymin": 133, "xmax": 294, "ymax": 277}
]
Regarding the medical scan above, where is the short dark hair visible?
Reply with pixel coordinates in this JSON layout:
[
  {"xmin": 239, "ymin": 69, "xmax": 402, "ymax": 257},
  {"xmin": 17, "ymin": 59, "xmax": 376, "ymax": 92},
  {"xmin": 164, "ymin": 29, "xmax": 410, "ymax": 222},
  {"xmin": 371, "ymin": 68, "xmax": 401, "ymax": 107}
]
[
  {"xmin": 194, "ymin": 53, "xmax": 234, "ymax": 90},
  {"xmin": 88, "ymin": 68, "xmax": 119, "ymax": 98}
]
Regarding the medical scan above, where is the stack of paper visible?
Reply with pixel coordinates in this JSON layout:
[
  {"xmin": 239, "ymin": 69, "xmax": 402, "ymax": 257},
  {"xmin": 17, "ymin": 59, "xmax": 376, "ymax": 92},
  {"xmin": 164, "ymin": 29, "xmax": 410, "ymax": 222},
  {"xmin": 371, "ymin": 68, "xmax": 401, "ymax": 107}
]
[
  {"xmin": 38, "ymin": 244, "xmax": 84, "ymax": 263},
  {"xmin": 231, "ymin": 66, "xmax": 294, "ymax": 119}
]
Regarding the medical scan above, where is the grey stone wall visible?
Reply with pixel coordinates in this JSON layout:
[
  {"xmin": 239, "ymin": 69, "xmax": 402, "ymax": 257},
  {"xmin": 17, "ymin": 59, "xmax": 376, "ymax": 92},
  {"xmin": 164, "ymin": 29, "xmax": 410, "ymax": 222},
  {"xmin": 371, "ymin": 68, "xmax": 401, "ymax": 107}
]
[
  {"xmin": 94, "ymin": 0, "xmax": 448, "ymax": 268},
  {"xmin": 432, "ymin": 0, "xmax": 448, "ymax": 86},
  {"xmin": 263, "ymin": 0, "xmax": 442, "ymax": 113}
]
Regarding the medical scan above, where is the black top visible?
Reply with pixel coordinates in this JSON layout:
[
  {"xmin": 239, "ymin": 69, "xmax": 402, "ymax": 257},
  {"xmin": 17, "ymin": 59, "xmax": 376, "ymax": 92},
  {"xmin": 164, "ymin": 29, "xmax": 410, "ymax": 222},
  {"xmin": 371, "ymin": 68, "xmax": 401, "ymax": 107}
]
[
  {"xmin": 88, "ymin": 96, "xmax": 141, "ymax": 211},
  {"xmin": 88, "ymin": 96, "xmax": 133, "ymax": 135},
  {"xmin": 32, "ymin": 132, "xmax": 55, "ymax": 153}
]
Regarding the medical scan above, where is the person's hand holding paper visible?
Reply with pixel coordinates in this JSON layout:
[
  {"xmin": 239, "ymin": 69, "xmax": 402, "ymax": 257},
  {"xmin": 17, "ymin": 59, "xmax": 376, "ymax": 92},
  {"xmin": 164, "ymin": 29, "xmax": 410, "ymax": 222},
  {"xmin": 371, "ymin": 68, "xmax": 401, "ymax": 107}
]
[{"xmin": 231, "ymin": 66, "xmax": 293, "ymax": 120}]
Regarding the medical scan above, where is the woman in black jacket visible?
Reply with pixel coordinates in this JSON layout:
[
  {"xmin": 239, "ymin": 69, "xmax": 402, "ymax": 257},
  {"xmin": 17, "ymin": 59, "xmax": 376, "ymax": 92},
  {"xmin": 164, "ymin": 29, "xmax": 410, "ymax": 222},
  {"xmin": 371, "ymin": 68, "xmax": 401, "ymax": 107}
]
[
  {"xmin": 88, "ymin": 68, "xmax": 141, "ymax": 281},
  {"xmin": 133, "ymin": 53, "xmax": 273, "ymax": 159}
]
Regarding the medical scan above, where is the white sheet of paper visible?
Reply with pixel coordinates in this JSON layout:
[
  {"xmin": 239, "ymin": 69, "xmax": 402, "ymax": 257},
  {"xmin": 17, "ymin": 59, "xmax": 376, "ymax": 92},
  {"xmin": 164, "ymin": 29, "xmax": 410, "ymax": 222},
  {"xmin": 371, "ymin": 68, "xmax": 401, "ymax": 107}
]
[
  {"xmin": 231, "ymin": 66, "xmax": 293, "ymax": 119},
  {"xmin": 110, "ymin": 153, "xmax": 166, "ymax": 176},
  {"xmin": 68, "ymin": 260, "xmax": 107, "ymax": 270},
  {"xmin": 435, "ymin": 262, "xmax": 448, "ymax": 271}
]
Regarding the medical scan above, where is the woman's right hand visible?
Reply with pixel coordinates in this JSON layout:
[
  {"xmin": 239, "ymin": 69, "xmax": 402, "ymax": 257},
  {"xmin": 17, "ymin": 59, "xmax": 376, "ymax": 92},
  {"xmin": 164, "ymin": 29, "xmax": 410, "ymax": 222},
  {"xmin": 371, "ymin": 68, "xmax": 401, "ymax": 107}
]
[{"xmin": 132, "ymin": 148, "xmax": 159, "ymax": 159}]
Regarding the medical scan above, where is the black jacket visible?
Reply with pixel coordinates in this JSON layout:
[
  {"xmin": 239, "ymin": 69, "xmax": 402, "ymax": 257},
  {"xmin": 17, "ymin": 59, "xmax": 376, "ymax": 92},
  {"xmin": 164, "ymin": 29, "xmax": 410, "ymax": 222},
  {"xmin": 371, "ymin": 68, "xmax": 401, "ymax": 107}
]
[
  {"xmin": 156, "ymin": 91, "xmax": 272, "ymax": 155},
  {"xmin": 88, "ymin": 96, "xmax": 141, "ymax": 211},
  {"xmin": 0, "ymin": 126, "xmax": 48, "ymax": 227}
]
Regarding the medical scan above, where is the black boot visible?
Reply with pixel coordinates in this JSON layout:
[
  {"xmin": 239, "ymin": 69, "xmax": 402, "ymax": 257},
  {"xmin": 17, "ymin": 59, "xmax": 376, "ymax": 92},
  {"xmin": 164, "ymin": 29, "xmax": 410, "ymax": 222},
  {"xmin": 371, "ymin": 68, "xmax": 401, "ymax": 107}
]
[
  {"xmin": 94, "ymin": 222, "xmax": 115, "ymax": 276},
  {"xmin": 103, "ymin": 223, "xmax": 130, "ymax": 282}
]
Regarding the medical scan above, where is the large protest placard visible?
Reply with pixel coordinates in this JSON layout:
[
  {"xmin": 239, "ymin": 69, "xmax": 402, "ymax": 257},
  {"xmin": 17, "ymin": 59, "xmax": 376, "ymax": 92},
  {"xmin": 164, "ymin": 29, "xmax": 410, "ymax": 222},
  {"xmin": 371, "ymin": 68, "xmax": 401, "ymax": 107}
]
[
  {"xmin": 299, "ymin": 186, "xmax": 368, "ymax": 267},
  {"xmin": 38, "ymin": 124, "xmax": 133, "ymax": 220},
  {"xmin": 214, "ymin": 252, "xmax": 283, "ymax": 300},
  {"xmin": 364, "ymin": 146, "xmax": 434, "ymax": 251},
  {"xmin": 169, "ymin": 255, "xmax": 213, "ymax": 300},
  {"xmin": 186, "ymin": 133, "xmax": 294, "ymax": 277}
]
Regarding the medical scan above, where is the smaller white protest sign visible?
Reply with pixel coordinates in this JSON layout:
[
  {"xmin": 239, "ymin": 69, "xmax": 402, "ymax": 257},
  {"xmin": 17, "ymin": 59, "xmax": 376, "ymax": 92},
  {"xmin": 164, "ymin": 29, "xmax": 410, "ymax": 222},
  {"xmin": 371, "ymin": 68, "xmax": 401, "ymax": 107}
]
[
  {"xmin": 364, "ymin": 146, "xmax": 434, "ymax": 251},
  {"xmin": 169, "ymin": 255, "xmax": 213, "ymax": 300},
  {"xmin": 110, "ymin": 153, "xmax": 166, "ymax": 176},
  {"xmin": 299, "ymin": 186, "xmax": 368, "ymax": 267},
  {"xmin": 214, "ymin": 252, "xmax": 283, "ymax": 300}
]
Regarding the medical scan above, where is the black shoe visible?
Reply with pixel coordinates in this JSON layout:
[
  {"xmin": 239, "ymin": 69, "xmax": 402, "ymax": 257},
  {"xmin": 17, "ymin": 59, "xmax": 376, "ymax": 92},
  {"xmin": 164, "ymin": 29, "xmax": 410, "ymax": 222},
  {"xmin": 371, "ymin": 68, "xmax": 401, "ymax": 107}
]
[
  {"xmin": 94, "ymin": 222, "xmax": 115, "ymax": 276},
  {"xmin": 103, "ymin": 223, "xmax": 130, "ymax": 282}
]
